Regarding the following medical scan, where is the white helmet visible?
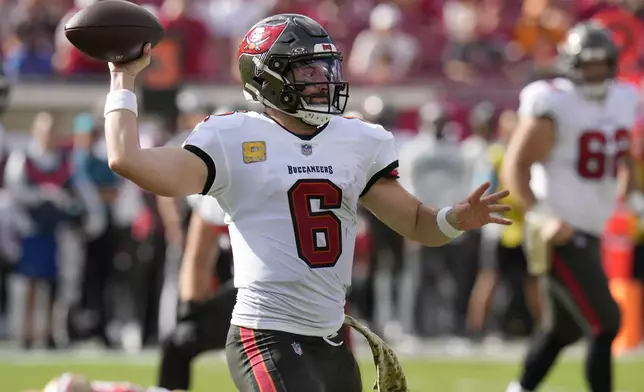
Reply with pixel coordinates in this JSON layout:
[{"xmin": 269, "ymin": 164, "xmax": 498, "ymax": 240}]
[{"xmin": 43, "ymin": 373, "xmax": 92, "ymax": 392}]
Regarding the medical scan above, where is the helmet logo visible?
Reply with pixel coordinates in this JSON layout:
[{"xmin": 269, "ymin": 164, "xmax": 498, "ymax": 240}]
[
  {"xmin": 313, "ymin": 43, "xmax": 337, "ymax": 53},
  {"xmin": 246, "ymin": 27, "xmax": 270, "ymax": 51},
  {"xmin": 238, "ymin": 22, "xmax": 288, "ymax": 58}
]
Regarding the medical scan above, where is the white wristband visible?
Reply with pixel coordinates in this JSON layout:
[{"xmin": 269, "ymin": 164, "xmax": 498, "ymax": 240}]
[
  {"xmin": 437, "ymin": 207, "xmax": 464, "ymax": 239},
  {"xmin": 104, "ymin": 89, "xmax": 138, "ymax": 117}
]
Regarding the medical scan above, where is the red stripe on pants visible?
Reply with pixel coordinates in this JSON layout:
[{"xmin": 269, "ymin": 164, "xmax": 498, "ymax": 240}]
[
  {"xmin": 551, "ymin": 253, "xmax": 603, "ymax": 334},
  {"xmin": 240, "ymin": 327, "xmax": 278, "ymax": 392}
]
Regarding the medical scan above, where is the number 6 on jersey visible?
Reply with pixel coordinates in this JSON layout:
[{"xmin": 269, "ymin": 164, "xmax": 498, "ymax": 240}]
[{"xmin": 287, "ymin": 179, "xmax": 343, "ymax": 268}]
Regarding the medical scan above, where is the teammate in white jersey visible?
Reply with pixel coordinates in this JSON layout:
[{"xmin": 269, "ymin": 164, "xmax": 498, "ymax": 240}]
[
  {"xmin": 102, "ymin": 13, "xmax": 511, "ymax": 392},
  {"xmin": 502, "ymin": 22, "xmax": 637, "ymax": 392},
  {"xmin": 158, "ymin": 193, "xmax": 238, "ymax": 391}
]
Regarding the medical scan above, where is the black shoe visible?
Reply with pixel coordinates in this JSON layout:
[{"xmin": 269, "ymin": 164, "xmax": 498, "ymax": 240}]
[{"xmin": 46, "ymin": 336, "xmax": 58, "ymax": 350}]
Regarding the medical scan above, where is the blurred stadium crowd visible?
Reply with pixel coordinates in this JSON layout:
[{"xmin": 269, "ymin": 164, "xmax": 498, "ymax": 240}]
[
  {"xmin": 0, "ymin": 0, "xmax": 642, "ymax": 356},
  {"xmin": 0, "ymin": 0, "xmax": 608, "ymax": 84}
]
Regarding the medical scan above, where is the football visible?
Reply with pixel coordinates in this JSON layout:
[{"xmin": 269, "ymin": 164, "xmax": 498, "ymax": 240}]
[{"xmin": 64, "ymin": 0, "xmax": 164, "ymax": 63}]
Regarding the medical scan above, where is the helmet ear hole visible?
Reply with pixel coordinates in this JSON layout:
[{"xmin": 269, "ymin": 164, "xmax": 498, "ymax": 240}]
[
  {"xmin": 268, "ymin": 57, "xmax": 288, "ymax": 73},
  {"xmin": 279, "ymin": 87, "xmax": 299, "ymax": 111}
]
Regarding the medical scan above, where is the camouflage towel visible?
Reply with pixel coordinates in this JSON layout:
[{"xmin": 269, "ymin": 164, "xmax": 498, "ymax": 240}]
[{"xmin": 343, "ymin": 315, "xmax": 410, "ymax": 392}]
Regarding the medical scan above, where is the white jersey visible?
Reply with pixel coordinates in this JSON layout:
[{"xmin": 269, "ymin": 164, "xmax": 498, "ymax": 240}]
[
  {"xmin": 183, "ymin": 111, "xmax": 398, "ymax": 336},
  {"xmin": 187, "ymin": 194, "xmax": 227, "ymax": 226},
  {"xmin": 519, "ymin": 78, "xmax": 638, "ymax": 234},
  {"xmin": 399, "ymin": 133, "xmax": 471, "ymax": 207}
]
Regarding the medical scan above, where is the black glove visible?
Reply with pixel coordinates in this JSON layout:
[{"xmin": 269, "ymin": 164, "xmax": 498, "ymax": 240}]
[{"xmin": 177, "ymin": 300, "xmax": 205, "ymax": 323}]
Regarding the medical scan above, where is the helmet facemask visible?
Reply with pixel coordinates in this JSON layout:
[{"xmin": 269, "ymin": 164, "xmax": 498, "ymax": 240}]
[
  {"xmin": 245, "ymin": 53, "xmax": 349, "ymax": 126},
  {"xmin": 557, "ymin": 23, "xmax": 618, "ymax": 100},
  {"xmin": 288, "ymin": 56, "xmax": 349, "ymax": 125},
  {"xmin": 569, "ymin": 50, "xmax": 616, "ymax": 99}
]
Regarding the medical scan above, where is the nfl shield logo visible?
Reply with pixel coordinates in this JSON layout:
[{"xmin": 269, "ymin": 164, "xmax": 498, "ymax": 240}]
[
  {"xmin": 301, "ymin": 143, "xmax": 313, "ymax": 156},
  {"xmin": 291, "ymin": 341, "xmax": 303, "ymax": 355}
]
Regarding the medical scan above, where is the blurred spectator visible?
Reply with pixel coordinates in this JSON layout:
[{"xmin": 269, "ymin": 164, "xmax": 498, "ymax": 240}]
[
  {"xmin": 72, "ymin": 112, "xmax": 119, "ymax": 348},
  {"xmin": 0, "ymin": 0, "xmax": 16, "ymax": 42},
  {"xmin": 462, "ymin": 100, "xmax": 497, "ymax": 172},
  {"xmin": 7, "ymin": 0, "xmax": 59, "ymax": 49},
  {"xmin": 513, "ymin": 6, "xmax": 568, "ymax": 54},
  {"xmin": 398, "ymin": 100, "xmax": 473, "ymax": 338},
  {"xmin": 442, "ymin": 0, "xmax": 507, "ymax": 85},
  {"xmin": 195, "ymin": 0, "xmax": 275, "ymax": 80},
  {"xmin": 3, "ymin": 0, "xmax": 59, "ymax": 79},
  {"xmin": 348, "ymin": 3, "xmax": 419, "ymax": 84},
  {"xmin": 400, "ymin": 101, "xmax": 466, "ymax": 206},
  {"xmin": 0, "ymin": 188, "xmax": 28, "ymax": 339},
  {"xmin": 4, "ymin": 111, "xmax": 104, "ymax": 349},
  {"xmin": 308, "ymin": 0, "xmax": 353, "ymax": 49},
  {"xmin": 0, "ymin": 66, "xmax": 9, "ymax": 339},
  {"xmin": 4, "ymin": 112, "xmax": 74, "ymax": 349},
  {"xmin": 508, "ymin": 5, "xmax": 570, "ymax": 82},
  {"xmin": 0, "ymin": 120, "xmax": 7, "ymax": 188},
  {"xmin": 467, "ymin": 109, "xmax": 542, "ymax": 339},
  {"xmin": 54, "ymin": 0, "xmax": 106, "ymax": 77},
  {"xmin": 386, "ymin": 0, "xmax": 440, "ymax": 35},
  {"xmin": 156, "ymin": 0, "xmax": 212, "ymax": 79}
]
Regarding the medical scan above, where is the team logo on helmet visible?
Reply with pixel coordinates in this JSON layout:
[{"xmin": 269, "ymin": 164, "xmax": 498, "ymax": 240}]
[{"xmin": 238, "ymin": 22, "xmax": 288, "ymax": 58}]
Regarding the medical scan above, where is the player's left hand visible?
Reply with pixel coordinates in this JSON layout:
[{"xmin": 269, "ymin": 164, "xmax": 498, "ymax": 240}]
[{"xmin": 448, "ymin": 182, "xmax": 512, "ymax": 231}]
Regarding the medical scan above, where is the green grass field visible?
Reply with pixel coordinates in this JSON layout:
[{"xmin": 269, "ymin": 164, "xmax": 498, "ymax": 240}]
[{"xmin": 1, "ymin": 350, "xmax": 643, "ymax": 392}]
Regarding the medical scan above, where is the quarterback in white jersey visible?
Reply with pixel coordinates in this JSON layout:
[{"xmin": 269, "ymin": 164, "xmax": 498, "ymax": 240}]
[
  {"xmin": 102, "ymin": 13, "xmax": 510, "ymax": 392},
  {"xmin": 502, "ymin": 22, "xmax": 635, "ymax": 392},
  {"xmin": 184, "ymin": 110, "xmax": 403, "ymax": 336}
]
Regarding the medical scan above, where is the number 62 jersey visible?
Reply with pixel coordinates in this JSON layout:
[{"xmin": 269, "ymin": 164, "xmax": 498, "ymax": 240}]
[
  {"xmin": 518, "ymin": 78, "xmax": 639, "ymax": 235},
  {"xmin": 182, "ymin": 111, "xmax": 398, "ymax": 337}
]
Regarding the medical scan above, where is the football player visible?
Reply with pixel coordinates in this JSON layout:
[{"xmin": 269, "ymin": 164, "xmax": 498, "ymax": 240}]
[
  {"xmin": 158, "ymin": 194, "xmax": 236, "ymax": 391},
  {"xmin": 103, "ymin": 14, "xmax": 511, "ymax": 392},
  {"xmin": 502, "ymin": 22, "xmax": 638, "ymax": 392},
  {"xmin": 467, "ymin": 109, "xmax": 542, "ymax": 338},
  {"xmin": 35, "ymin": 372, "xmax": 181, "ymax": 392}
]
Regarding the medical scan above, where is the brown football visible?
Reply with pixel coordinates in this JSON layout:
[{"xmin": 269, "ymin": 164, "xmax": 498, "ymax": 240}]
[{"xmin": 64, "ymin": 0, "xmax": 164, "ymax": 63}]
